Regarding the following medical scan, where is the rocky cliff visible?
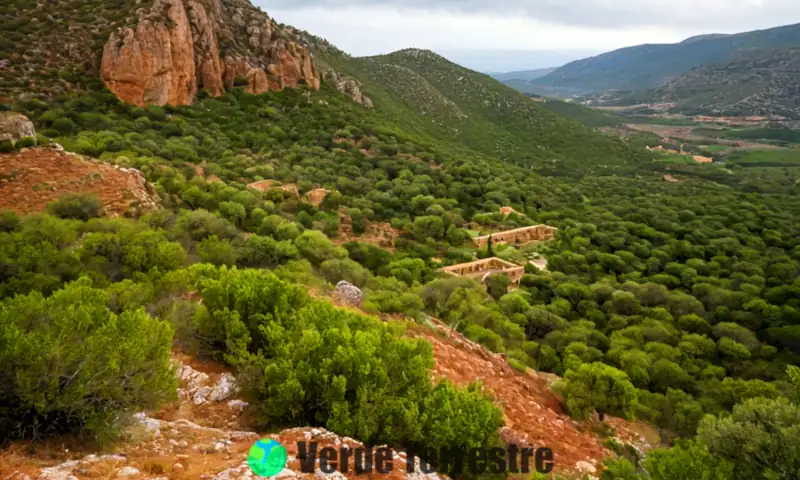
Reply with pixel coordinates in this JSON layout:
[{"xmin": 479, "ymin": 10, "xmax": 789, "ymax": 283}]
[
  {"xmin": 101, "ymin": 0, "xmax": 321, "ymax": 106},
  {"xmin": 0, "ymin": 0, "xmax": 372, "ymax": 108}
]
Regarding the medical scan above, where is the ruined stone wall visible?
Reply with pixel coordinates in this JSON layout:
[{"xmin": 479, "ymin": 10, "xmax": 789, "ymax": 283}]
[
  {"xmin": 441, "ymin": 257, "xmax": 525, "ymax": 285},
  {"xmin": 473, "ymin": 224, "xmax": 557, "ymax": 248}
]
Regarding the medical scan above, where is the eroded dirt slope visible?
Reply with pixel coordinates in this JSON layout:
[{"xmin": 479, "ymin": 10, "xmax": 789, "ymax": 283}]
[
  {"xmin": 409, "ymin": 318, "xmax": 657, "ymax": 476},
  {"xmin": 0, "ymin": 147, "xmax": 159, "ymax": 216},
  {"xmin": 0, "ymin": 307, "xmax": 657, "ymax": 479}
]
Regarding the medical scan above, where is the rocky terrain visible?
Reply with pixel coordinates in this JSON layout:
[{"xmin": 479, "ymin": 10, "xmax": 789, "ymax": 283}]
[
  {"xmin": 411, "ymin": 318, "xmax": 656, "ymax": 475},
  {"xmin": 653, "ymin": 47, "xmax": 800, "ymax": 118},
  {"xmin": 0, "ymin": 112, "xmax": 36, "ymax": 144},
  {"xmin": 0, "ymin": 312, "xmax": 656, "ymax": 479},
  {"xmin": 0, "ymin": 147, "xmax": 159, "ymax": 216},
  {"xmin": 1, "ymin": 0, "xmax": 371, "ymax": 107}
]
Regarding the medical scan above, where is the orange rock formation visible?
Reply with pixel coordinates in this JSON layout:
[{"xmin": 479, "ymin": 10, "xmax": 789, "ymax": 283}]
[{"xmin": 101, "ymin": 0, "xmax": 321, "ymax": 106}]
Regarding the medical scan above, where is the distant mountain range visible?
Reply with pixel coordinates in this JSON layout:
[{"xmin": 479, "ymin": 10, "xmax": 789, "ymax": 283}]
[
  {"xmin": 654, "ymin": 47, "xmax": 800, "ymax": 118},
  {"xmin": 489, "ymin": 68, "xmax": 557, "ymax": 82},
  {"xmin": 493, "ymin": 22, "xmax": 800, "ymax": 118},
  {"xmin": 531, "ymin": 23, "xmax": 800, "ymax": 93}
]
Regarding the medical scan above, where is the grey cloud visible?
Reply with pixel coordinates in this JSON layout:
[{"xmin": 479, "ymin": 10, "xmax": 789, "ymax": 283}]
[{"xmin": 262, "ymin": 0, "xmax": 800, "ymax": 31}]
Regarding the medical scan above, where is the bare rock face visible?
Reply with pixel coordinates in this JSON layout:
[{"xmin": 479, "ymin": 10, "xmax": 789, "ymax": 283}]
[
  {"xmin": 0, "ymin": 111, "xmax": 35, "ymax": 143},
  {"xmin": 245, "ymin": 68, "xmax": 269, "ymax": 94},
  {"xmin": 187, "ymin": 1, "xmax": 225, "ymax": 98},
  {"xmin": 328, "ymin": 70, "xmax": 373, "ymax": 108},
  {"xmin": 101, "ymin": 0, "xmax": 323, "ymax": 106},
  {"xmin": 223, "ymin": 56, "xmax": 250, "ymax": 88},
  {"xmin": 102, "ymin": 0, "xmax": 197, "ymax": 106}
]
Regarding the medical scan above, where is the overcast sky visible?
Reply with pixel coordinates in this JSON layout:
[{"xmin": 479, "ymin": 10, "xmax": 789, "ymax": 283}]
[{"xmin": 256, "ymin": 0, "xmax": 799, "ymax": 72}]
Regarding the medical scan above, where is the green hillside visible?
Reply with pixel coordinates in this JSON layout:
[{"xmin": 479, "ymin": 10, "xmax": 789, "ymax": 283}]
[
  {"xmin": 538, "ymin": 99, "xmax": 624, "ymax": 128},
  {"xmin": 531, "ymin": 23, "xmax": 800, "ymax": 93},
  {"xmin": 316, "ymin": 48, "xmax": 644, "ymax": 176}
]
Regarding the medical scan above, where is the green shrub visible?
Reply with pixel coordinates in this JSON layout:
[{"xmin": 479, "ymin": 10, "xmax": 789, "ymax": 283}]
[
  {"xmin": 320, "ymin": 258, "xmax": 371, "ymax": 287},
  {"xmin": 294, "ymin": 230, "xmax": 347, "ymax": 265},
  {"xmin": 16, "ymin": 136, "xmax": 36, "ymax": 148},
  {"xmin": 47, "ymin": 194, "xmax": 103, "ymax": 220},
  {"xmin": 197, "ymin": 235, "xmax": 239, "ymax": 266},
  {"xmin": 0, "ymin": 140, "xmax": 14, "ymax": 153},
  {"xmin": 195, "ymin": 267, "xmax": 502, "ymax": 455},
  {"xmin": 563, "ymin": 362, "xmax": 638, "ymax": 421},
  {"xmin": 643, "ymin": 439, "xmax": 733, "ymax": 480},
  {"xmin": 0, "ymin": 210, "xmax": 20, "ymax": 232},
  {"xmin": 0, "ymin": 278, "xmax": 176, "ymax": 441}
]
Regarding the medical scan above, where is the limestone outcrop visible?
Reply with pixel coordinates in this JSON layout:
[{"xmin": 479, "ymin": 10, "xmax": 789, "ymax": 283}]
[
  {"xmin": 101, "ymin": 0, "xmax": 322, "ymax": 106},
  {"xmin": 0, "ymin": 111, "xmax": 35, "ymax": 144},
  {"xmin": 326, "ymin": 70, "xmax": 374, "ymax": 108}
]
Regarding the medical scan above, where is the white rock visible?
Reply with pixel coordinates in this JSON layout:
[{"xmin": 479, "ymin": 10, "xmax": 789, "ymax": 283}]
[
  {"xmin": 211, "ymin": 462, "xmax": 251, "ymax": 480},
  {"xmin": 116, "ymin": 466, "xmax": 140, "ymax": 477},
  {"xmin": 273, "ymin": 469, "xmax": 298, "ymax": 479},
  {"xmin": 193, "ymin": 387, "xmax": 212, "ymax": 405},
  {"xmin": 230, "ymin": 431, "xmax": 258, "ymax": 441},
  {"xmin": 37, "ymin": 471, "xmax": 78, "ymax": 480},
  {"xmin": 177, "ymin": 363, "xmax": 211, "ymax": 390},
  {"xmin": 208, "ymin": 440, "xmax": 229, "ymax": 453},
  {"xmin": 134, "ymin": 412, "xmax": 161, "ymax": 435},
  {"xmin": 227, "ymin": 399, "xmax": 249, "ymax": 411},
  {"xmin": 209, "ymin": 373, "xmax": 239, "ymax": 402},
  {"xmin": 575, "ymin": 461, "xmax": 597, "ymax": 474}
]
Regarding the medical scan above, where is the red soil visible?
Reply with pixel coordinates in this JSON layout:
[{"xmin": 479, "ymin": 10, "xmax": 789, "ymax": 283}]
[{"xmin": 0, "ymin": 147, "xmax": 158, "ymax": 216}]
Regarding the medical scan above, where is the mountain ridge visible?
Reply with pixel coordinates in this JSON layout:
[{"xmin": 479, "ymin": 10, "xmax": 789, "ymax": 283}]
[
  {"xmin": 653, "ymin": 46, "xmax": 800, "ymax": 118},
  {"xmin": 530, "ymin": 22, "xmax": 800, "ymax": 93}
]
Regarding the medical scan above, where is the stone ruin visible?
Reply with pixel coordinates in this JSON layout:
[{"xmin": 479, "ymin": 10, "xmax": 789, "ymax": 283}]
[
  {"xmin": 440, "ymin": 257, "xmax": 525, "ymax": 287},
  {"xmin": 472, "ymin": 224, "xmax": 557, "ymax": 249}
]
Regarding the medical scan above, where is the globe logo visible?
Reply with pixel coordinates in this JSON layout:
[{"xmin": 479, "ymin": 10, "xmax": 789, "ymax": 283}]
[{"xmin": 247, "ymin": 438, "xmax": 287, "ymax": 477}]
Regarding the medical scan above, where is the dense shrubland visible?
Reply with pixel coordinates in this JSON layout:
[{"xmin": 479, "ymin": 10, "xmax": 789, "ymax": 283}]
[{"xmin": 1, "ymin": 76, "xmax": 799, "ymax": 478}]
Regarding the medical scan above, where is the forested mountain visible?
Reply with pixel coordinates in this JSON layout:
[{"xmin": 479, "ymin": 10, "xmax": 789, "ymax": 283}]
[
  {"xmin": 652, "ymin": 47, "xmax": 800, "ymax": 118},
  {"xmin": 323, "ymin": 48, "xmax": 641, "ymax": 176},
  {"xmin": 2, "ymin": 1, "xmax": 800, "ymax": 479},
  {"xmin": 529, "ymin": 22, "xmax": 800, "ymax": 93}
]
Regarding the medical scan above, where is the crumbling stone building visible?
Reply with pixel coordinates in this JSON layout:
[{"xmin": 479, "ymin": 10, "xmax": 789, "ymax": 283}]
[
  {"xmin": 472, "ymin": 224, "xmax": 557, "ymax": 249},
  {"xmin": 440, "ymin": 257, "xmax": 525, "ymax": 287}
]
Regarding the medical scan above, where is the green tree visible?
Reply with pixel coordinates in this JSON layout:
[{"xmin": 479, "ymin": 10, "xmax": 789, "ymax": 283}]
[
  {"xmin": 698, "ymin": 397, "xmax": 800, "ymax": 480},
  {"xmin": 486, "ymin": 273, "xmax": 510, "ymax": 300},
  {"xmin": 197, "ymin": 235, "xmax": 239, "ymax": 266},
  {"xmin": 644, "ymin": 440, "xmax": 733, "ymax": 480},
  {"xmin": 0, "ymin": 278, "xmax": 176, "ymax": 441},
  {"xmin": 294, "ymin": 230, "xmax": 347, "ymax": 265},
  {"xmin": 563, "ymin": 362, "xmax": 638, "ymax": 421},
  {"xmin": 47, "ymin": 194, "xmax": 103, "ymax": 220}
]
